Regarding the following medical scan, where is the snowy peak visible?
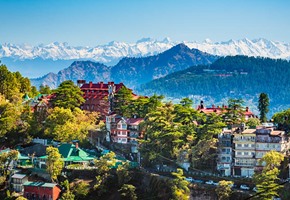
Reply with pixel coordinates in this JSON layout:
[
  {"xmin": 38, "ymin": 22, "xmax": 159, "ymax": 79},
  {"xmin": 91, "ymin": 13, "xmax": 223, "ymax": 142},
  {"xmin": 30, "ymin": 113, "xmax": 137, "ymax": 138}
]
[
  {"xmin": 184, "ymin": 38, "xmax": 290, "ymax": 59},
  {"xmin": 1, "ymin": 38, "xmax": 290, "ymax": 64}
]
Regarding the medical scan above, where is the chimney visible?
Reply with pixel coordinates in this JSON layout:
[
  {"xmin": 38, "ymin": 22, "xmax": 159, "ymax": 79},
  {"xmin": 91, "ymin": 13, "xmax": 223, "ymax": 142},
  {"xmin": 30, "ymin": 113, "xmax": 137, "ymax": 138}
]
[
  {"xmin": 246, "ymin": 107, "xmax": 249, "ymax": 112},
  {"xmin": 89, "ymin": 81, "xmax": 92, "ymax": 88},
  {"xmin": 75, "ymin": 142, "xmax": 79, "ymax": 149},
  {"xmin": 100, "ymin": 81, "xmax": 103, "ymax": 88},
  {"xmin": 200, "ymin": 101, "xmax": 204, "ymax": 109}
]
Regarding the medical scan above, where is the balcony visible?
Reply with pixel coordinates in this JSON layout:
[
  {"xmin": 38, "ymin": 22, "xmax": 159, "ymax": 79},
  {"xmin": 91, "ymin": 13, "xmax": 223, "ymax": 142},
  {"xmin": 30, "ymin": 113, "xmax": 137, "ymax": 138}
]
[
  {"xmin": 256, "ymin": 139, "xmax": 281, "ymax": 143},
  {"xmin": 234, "ymin": 146, "xmax": 255, "ymax": 150},
  {"xmin": 234, "ymin": 162, "xmax": 255, "ymax": 167},
  {"xmin": 233, "ymin": 138, "xmax": 255, "ymax": 142}
]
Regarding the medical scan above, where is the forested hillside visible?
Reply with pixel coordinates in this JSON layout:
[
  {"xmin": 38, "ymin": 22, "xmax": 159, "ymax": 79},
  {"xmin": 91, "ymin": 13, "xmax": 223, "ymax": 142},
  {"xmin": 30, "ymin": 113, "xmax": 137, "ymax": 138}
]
[{"xmin": 139, "ymin": 56, "xmax": 290, "ymax": 116}]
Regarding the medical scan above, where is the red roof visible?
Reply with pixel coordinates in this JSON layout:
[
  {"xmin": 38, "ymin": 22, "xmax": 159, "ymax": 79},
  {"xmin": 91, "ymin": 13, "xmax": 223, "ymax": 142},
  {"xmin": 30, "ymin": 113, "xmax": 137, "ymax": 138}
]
[
  {"xmin": 80, "ymin": 82, "xmax": 125, "ymax": 91},
  {"xmin": 126, "ymin": 118, "xmax": 144, "ymax": 125},
  {"xmin": 197, "ymin": 106, "xmax": 254, "ymax": 117}
]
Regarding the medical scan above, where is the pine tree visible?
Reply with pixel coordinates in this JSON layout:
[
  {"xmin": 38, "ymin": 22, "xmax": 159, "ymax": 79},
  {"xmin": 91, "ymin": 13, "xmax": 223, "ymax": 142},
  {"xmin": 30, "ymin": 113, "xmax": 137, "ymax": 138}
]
[
  {"xmin": 51, "ymin": 80, "xmax": 84, "ymax": 110},
  {"xmin": 258, "ymin": 93, "xmax": 269, "ymax": 123}
]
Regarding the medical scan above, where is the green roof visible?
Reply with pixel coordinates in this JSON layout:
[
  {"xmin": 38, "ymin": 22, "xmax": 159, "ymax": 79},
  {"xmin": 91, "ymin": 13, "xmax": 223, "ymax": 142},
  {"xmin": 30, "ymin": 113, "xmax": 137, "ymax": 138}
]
[
  {"xmin": 39, "ymin": 143, "xmax": 94, "ymax": 162},
  {"xmin": 23, "ymin": 181, "xmax": 58, "ymax": 188},
  {"xmin": 58, "ymin": 143, "xmax": 89, "ymax": 158},
  {"xmin": 18, "ymin": 153, "xmax": 30, "ymax": 160},
  {"xmin": 23, "ymin": 93, "xmax": 30, "ymax": 101}
]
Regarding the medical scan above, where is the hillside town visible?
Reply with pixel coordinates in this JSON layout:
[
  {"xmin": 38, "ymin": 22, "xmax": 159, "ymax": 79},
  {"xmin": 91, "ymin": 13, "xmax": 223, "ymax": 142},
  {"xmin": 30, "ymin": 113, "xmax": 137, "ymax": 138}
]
[{"xmin": 0, "ymin": 69, "xmax": 289, "ymax": 200}]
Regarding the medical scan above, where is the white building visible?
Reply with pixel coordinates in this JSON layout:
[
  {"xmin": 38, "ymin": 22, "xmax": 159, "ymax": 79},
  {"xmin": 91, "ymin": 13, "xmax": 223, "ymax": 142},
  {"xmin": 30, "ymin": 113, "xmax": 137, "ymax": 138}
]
[{"xmin": 218, "ymin": 125, "xmax": 290, "ymax": 177}]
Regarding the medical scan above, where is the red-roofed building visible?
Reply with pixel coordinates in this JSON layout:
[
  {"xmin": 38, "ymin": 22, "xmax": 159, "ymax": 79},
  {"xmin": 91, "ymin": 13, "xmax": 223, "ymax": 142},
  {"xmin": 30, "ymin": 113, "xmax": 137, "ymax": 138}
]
[
  {"xmin": 24, "ymin": 182, "xmax": 61, "ymax": 200},
  {"xmin": 105, "ymin": 114, "xmax": 144, "ymax": 147},
  {"xmin": 197, "ymin": 101, "xmax": 255, "ymax": 120},
  {"xmin": 78, "ymin": 80, "xmax": 137, "ymax": 116}
]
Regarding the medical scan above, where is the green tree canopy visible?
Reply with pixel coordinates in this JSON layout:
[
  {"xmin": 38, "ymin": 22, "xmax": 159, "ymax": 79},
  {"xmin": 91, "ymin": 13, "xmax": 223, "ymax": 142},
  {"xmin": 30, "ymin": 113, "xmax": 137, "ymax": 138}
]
[
  {"xmin": 44, "ymin": 107, "xmax": 98, "ymax": 142},
  {"xmin": 170, "ymin": 168, "xmax": 190, "ymax": 200},
  {"xmin": 215, "ymin": 180, "xmax": 233, "ymax": 200},
  {"xmin": 46, "ymin": 146, "xmax": 64, "ymax": 182},
  {"xmin": 253, "ymin": 151, "xmax": 284, "ymax": 200},
  {"xmin": 223, "ymin": 98, "xmax": 245, "ymax": 125},
  {"xmin": 39, "ymin": 85, "xmax": 52, "ymax": 94},
  {"xmin": 246, "ymin": 117, "xmax": 260, "ymax": 128},
  {"xmin": 51, "ymin": 80, "xmax": 84, "ymax": 110},
  {"xmin": 272, "ymin": 108, "xmax": 290, "ymax": 133},
  {"xmin": 118, "ymin": 184, "xmax": 137, "ymax": 200}
]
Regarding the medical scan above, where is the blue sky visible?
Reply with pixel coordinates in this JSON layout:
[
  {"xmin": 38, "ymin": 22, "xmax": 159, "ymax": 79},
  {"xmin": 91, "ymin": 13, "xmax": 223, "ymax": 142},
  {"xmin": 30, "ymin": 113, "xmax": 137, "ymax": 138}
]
[{"xmin": 0, "ymin": 0, "xmax": 289, "ymax": 45}]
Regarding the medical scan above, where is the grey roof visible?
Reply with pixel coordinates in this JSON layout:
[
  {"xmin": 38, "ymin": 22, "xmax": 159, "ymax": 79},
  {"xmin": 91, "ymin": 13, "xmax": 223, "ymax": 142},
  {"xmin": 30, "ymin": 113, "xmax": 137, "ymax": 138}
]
[{"xmin": 12, "ymin": 174, "xmax": 27, "ymax": 179}]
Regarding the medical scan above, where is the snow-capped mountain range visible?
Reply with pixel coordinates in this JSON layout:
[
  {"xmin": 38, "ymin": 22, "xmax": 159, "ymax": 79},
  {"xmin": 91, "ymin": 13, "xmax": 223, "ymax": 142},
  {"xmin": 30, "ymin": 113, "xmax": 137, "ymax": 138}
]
[{"xmin": 1, "ymin": 38, "xmax": 290, "ymax": 64}]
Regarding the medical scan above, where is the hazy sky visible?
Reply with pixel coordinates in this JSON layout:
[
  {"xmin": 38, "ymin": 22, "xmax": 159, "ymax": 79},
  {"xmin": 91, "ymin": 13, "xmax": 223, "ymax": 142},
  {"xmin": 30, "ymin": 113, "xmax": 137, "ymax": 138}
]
[{"xmin": 0, "ymin": 0, "xmax": 289, "ymax": 46}]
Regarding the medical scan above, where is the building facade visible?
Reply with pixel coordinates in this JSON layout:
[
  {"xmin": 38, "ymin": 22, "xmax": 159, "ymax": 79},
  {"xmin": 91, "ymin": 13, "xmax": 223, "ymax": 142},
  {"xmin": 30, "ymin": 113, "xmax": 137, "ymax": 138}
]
[
  {"xmin": 217, "ymin": 125, "xmax": 290, "ymax": 177},
  {"xmin": 105, "ymin": 114, "xmax": 144, "ymax": 145},
  {"xmin": 24, "ymin": 182, "xmax": 61, "ymax": 200},
  {"xmin": 217, "ymin": 129, "xmax": 233, "ymax": 176},
  {"xmin": 11, "ymin": 174, "xmax": 28, "ymax": 192}
]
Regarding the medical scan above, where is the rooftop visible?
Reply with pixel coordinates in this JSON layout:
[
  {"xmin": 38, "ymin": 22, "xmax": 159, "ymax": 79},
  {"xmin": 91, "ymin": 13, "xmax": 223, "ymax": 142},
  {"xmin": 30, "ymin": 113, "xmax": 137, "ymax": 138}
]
[
  {"xmin": 23, "ymin": 181, "xmax": 58, "ymax": 188},
  {"xmin": 12, "ymin": 174, "xmax": 27, "ymax": 179}
]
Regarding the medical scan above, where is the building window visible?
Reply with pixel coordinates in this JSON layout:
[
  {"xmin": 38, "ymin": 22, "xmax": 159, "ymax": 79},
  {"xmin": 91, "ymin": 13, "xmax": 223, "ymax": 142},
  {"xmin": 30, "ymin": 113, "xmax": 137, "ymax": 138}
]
[
  {"xmin": 244, "ymin": 152, "xmax": 249, "ymax": 155},
  {"xmin": 244, "ymin": 144, "xmax": 249, "ymax": 147},
  {"xmin": 237, "ymin": 144, "xmax": 242, "ymax": 147},
  {"xmin": 237, "ymin": 152, "xmax": 242, "ymax": 155}
]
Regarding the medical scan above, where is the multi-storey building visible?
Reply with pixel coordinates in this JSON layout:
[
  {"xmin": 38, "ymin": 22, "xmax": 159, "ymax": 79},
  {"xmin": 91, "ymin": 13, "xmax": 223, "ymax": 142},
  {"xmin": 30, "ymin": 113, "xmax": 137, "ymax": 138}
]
[
  {"xmin": 78, "ymin": 80, "xmax": 139, "ymax": 117},
  {"xmin": 255, "ymin": 126, "xmax": 289, "ymax": 169},
  {"xmin": 106, "ymin": 114, "xmax": 143, "ymax": 145},
  {"xmin": 217, "ymin": 129, "xmax": 233, "ymax": 176},
  {"xmin": 233, "ymin": 128, "xmax": 256, "ymax": 177},
  {"xmin": 217, "ymin": 125, "xmax": 290, "ymax": 177},
  {"xmin": 78, "ymin": 81, "xmax": 124, "ymax": 116}
]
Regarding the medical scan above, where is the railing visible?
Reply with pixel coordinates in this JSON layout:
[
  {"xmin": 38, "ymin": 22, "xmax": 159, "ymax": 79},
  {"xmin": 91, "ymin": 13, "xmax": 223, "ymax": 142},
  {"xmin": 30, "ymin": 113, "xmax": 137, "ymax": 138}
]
[
  {"xmin": 234, "ymin": 162, "xmax": 255, "ymax": 167},
  {"xmin": 234, "ymin": 147, "xmax": 255, "ymax": 150},
  {"xmin": 256, "ymin": 139, "xmax": 281, "ymax": 143},
  {"xmin": 233, "ymin": 138, "xmax": 255, "ymax": 142}
]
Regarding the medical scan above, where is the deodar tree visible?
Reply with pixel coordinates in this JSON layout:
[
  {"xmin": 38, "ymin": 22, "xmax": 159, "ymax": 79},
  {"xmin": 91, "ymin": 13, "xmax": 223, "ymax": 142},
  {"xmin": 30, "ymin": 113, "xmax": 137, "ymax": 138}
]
[
  {"xmin": 51, "ymin": 80, "xmax": 85, "ymax": 110},
  {"xmin": 258, "ymin": 93, "xmax": 269, "ymax": 123}
]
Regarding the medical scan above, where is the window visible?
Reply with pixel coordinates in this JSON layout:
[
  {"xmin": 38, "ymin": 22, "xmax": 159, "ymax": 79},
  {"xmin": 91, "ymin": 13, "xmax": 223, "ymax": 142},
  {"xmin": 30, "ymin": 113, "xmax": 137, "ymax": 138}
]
[
  {"xmin": 244, "ymin": 152, "xmax": 249, "ymax": 155},
  {"xmin": 244, "ymin": 144, "xmax": 249, "ymax": 147},
  {"xmin": 237, "ymin": 144, "xmax": 242, "ymax": 147},
  {"xmin": 237, "ymin": 152, "xmax": 242, "ymax": 155}
]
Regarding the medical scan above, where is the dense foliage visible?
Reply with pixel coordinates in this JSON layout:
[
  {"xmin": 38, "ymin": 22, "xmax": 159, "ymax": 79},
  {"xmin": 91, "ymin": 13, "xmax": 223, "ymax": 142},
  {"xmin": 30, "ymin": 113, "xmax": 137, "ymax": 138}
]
[{"xmin": 139, "ymin": 56, "xmax": 290, "ymax": 116}]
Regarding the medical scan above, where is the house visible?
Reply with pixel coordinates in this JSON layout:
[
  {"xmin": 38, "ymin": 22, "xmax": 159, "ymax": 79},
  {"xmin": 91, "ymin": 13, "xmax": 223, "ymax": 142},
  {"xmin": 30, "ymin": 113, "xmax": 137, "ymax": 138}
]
[
  {"xmin": 106, "ymin": 114, "xmax": 144, "ymax": 145},
  {"xmin": 0, "ymin": 148, "xmax": 31, "ymax": 167},
  {"xmin": 11, "ymin": 174, "xmax": 28, "ymax": 192},
  {"xmin": 24, "ymin": 182, "xmax": 61, "ymax": 200},
  {"xmin": 37, "ymin": 143, "xmax": 94, "ymax": 168},
  {"xmin": 78, "ymin": 80, "xmax": 138, "ymax": 116}
]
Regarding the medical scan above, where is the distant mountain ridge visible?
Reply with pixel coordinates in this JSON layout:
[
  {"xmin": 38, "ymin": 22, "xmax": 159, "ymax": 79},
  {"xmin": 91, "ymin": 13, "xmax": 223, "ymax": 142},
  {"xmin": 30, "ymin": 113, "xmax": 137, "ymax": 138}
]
[
  {"xmin": 138, "ymin": 56, "xmax": 290, "ymax": 117},
  {"xmin": 1, "ymin": 38, "xmax": 290, "ymax": 63},
  {"xmin": 2, "ymin": 38, "xmax": 290, "ymax": 78},
  {"xmin": 30, "ymin": 44, "xmax": 218, "ymax": 88}
]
